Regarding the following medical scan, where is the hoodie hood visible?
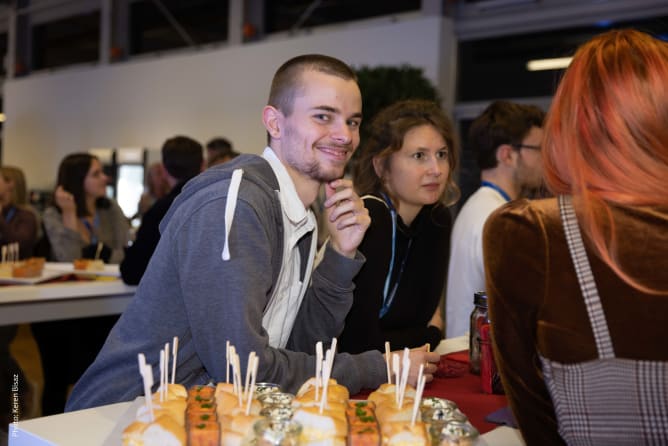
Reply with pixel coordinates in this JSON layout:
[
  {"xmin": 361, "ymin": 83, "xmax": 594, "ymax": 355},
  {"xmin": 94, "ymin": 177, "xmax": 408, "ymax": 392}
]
[{"xmin": 159, "ymin": 154, "xmax": 279, "ymax": 234}]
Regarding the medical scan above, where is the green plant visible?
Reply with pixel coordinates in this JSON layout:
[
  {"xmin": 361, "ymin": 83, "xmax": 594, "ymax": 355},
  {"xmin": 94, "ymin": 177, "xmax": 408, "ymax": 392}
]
[{"xmin": 350, "ymin": 65, "xmax": 441, "ymax": 171}]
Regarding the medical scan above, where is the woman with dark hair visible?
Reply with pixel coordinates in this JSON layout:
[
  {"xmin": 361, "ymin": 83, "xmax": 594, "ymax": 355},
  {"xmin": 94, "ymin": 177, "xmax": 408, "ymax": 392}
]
[
  {"xmin": 42, "ymin": 153, "xmax": 128, "ymax": 263},
  {"xmin": 35, "ymin": 153, "xmax": 129, "ymax": 415},
  {"xmin": 484, "ymin": 29, "xmax": 668, "ymax": 444},
  {"xmin": 338, "ymin": 99, "xmax": 460, "ymax": 354}
]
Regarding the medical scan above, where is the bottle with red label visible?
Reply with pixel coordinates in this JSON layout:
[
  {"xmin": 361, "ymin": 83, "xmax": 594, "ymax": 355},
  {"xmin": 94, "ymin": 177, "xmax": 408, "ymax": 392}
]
[{"xmin": 468, "ymin": 291, "xmax": 488, "ymax": 375}]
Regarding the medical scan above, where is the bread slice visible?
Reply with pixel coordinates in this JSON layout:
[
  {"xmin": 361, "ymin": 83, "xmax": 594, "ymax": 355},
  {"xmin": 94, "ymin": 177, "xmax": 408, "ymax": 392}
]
[{"xmin": 142, "ymin": 414, "xmax": 186, "ymax": 446}]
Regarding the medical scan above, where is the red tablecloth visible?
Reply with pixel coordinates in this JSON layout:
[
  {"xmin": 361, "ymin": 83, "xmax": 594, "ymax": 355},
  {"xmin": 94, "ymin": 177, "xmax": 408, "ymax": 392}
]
[{"xmin": 353, "ymin": 350, "xmax": 508, "ymax": 434}]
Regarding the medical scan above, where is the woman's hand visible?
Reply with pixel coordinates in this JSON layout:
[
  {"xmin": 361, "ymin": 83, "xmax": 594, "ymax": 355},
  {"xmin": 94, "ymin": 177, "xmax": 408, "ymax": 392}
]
[
  {"xmin": 54, "ymin": 185, "xmax": 85, "ymax": 238},
  {"xmin": 54, "ymin": 186, "xmax": 76, "ymax": 215},
  {"xmin": 385, "ymin": 344, "xmax": 440, "ymax": 386}
]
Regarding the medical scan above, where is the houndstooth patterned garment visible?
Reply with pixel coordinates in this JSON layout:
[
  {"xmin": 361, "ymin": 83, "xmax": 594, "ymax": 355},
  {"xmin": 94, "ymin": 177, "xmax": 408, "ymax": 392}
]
[{"xmin": 538, "ymin": 195, "xmax": 668, "ymax": 445}]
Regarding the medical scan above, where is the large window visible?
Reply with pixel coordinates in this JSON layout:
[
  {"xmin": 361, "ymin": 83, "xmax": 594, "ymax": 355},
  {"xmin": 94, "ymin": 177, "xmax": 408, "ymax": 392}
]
[
  {"xmin": 129, "ymin": 0, "xmax": 229, "ymax": 55},
  {"xmin": 32, "ymin": 11, "xmax": 100, "ymax": 70},
  {"xmin": 457, "ymin": 15, "xmax": 668, "ymax": 102},
  {"xmin": 265, "ymin": 0, "xmax": 421, "ymax": 33}
]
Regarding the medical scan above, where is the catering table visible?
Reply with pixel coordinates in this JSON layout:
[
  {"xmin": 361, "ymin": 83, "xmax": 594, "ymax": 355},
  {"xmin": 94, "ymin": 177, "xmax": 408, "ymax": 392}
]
[
  {"xmin": 10, "ymin": 402, "xmax": 524, "ymax": 446},
  {"xmin": 10, "ymin": 337, "xmax": 525, "ymax": 446},
  {"xmin": 0, "ymin": 269, "xmax": 136, "ymax": 326}
]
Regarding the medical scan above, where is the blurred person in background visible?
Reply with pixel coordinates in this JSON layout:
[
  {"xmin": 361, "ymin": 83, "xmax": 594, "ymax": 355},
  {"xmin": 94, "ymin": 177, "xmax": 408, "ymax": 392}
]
[
  {"xmin": 446, "ymin": 100, "xmax": 545, "ymax": 338},
  {"xmin": 34, "ymin": 153, "xmax": 129, "ymax": 415},
  {"xmin": 2, "ymin": 165, "xmax": 28, "ymax": 206},
  {"xmin": 121, "ymin": 136, "xmax": 204, "ymax": 285},
  {"xmin": 484, "ymin": 29, "xmax": 668, "ymax": 444},
  {"xmin": 135, "ymin": 161, "xmax": 170, "ymax": 218},
  {"xmin": 339, "ymin": 99, "xmax": 459, "ymax": 354},
  {"xmin": 42, "ymin": 153, "xmax": 129, "ymax": 263},
  {"xmin": 0, "ymin": 166, "xmax": 38, "ymax": 259},
  {"xmin": 206, "ymin": 136, "xmax": 239, "ymax": 168}
]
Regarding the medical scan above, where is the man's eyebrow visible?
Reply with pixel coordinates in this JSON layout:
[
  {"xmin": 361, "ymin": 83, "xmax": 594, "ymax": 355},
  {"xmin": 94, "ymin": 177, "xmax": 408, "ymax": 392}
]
[
  {"xmin": 310, "ymin": 106, "xmax": 362, "ymax": 118},
  {"xmin": 310, "ymin": 105, "xmax": 338, "ymax": 113}
]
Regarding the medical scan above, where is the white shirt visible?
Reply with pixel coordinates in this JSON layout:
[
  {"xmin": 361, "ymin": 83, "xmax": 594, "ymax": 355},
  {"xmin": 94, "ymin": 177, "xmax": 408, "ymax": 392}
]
[
  {"xmin": 261, "ymin": 147, "xmax": 318, "ymax": 348},
  {"xmin": 446, "ymin": 186, "xmax": 507, "ymax": 338}
]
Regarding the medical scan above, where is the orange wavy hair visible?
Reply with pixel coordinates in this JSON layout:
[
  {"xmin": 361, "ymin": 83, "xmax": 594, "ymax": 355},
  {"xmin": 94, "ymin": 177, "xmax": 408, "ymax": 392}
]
[{"xmin": 543, "ymin": 29, "xmax": 668, "ymax": 293}]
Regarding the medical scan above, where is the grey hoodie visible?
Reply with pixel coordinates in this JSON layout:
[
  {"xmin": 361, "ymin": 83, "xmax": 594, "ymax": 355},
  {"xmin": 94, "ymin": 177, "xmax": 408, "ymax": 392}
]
[{"xmin": 66, "ymin": 154, "xmax": 385, "ymax": 411}]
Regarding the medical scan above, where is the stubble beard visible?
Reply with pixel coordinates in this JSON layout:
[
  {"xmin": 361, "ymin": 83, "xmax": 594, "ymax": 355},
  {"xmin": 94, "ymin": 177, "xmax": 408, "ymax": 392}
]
[
  {"xmin": 302, "ymin": 158, "xmax": 347, "ymax": 183},
  {"xmin": 516, "ymin": 157, "xmax": 543, "ymax": 190},
  {"xmin": 285, "ymin": 135, "xmax": 349, "ymax": 183}
]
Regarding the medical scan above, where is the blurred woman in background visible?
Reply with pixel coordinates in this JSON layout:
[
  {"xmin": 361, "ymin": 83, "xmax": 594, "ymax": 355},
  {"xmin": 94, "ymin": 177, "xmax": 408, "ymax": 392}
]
[
  {"xmin": 42, "ymin": 153, "xmax": 128, "ymax": 263},
  {"xmin": 0, "ymin": 166, "xmax": 38, "ymax": 258}
]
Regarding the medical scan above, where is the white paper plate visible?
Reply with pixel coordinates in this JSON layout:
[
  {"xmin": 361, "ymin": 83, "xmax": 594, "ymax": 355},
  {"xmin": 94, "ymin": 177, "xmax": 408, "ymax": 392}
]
[
  {"xmin": 44, "ymin": 262, "xmax": 121, "ymax": 277},
  {"xmin": 0, "ymin": 268, "xmax": 65, "ymax": 285}
]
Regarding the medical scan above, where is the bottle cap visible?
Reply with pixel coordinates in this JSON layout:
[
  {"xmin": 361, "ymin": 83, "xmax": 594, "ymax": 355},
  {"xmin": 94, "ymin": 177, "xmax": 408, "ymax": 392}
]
[{"xmin": 473, "ymin": 291, "xmax": 488, "ymax": 307}]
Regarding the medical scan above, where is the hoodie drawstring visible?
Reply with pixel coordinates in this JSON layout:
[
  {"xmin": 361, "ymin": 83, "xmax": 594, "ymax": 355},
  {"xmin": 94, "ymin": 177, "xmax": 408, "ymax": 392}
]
[{"xmin": 222, "ymin": 168, "xmax": 244, "ymax": 261}]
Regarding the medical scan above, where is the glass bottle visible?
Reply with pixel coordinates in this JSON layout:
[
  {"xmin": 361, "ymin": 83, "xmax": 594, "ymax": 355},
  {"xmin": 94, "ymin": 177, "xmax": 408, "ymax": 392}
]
[{"xmin": 468, "ymin": 291, "xmax": 488, "ymax": 375}]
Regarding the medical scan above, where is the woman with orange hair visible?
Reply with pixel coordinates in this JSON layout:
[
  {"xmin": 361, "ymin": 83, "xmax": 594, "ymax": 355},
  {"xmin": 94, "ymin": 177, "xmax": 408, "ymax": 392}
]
[{"xmin": 483, "ymin": 29, "xmax": 668, "ymax": 444}]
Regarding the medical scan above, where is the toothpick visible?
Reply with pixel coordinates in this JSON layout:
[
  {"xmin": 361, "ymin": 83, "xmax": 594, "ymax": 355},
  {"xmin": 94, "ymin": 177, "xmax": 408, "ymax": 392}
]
[
  {"xmin": 324, "ymin": 337, "xmax": 337, "ymax": 385},
  {"xmin": 171, "ymin": 337, "xmax": 179, "ymax": 385},
  {"xmin": 140, "ymin": 363, "xmax": 155, "ymax": 422},
  {"xmin": 229, "ymin": 346, "xmax": 238, "ymax": 394},
  {"xmin": 385, "ymin": 342, "xmax": 391, "ymax": 384},
  {"xmin": 398, "ymin": 350, "xmax": 410, "ymax": 408},
  {"xmin": 319, "ymin": 350, "xmax": 333, "ymax": 414},
  {"xmin": 392, "ymin": 353, "xmax": 400, "ymax": 405},
  {"xmin": 245, "ymin": 355, "xmax": 258, "ymax": 416},
  {"xmin": 225, "ymin": 341, "xmax": 230, "ymax": 384},
  {"xmin": 164, "ymin": 343, "xmax": 170, "ymax": 400},
  {"xmin": 315, "ymin": 342, "xmax": 323, "ymax": 401},
  {"xmin": 243, "ymin": 352, "xmax": 256, "ymax": 401},
  {"xmin": 234, "ymin": 354, "xmax": 243, "ymax": 406},
  {"xmin": 94, "ymin": 242, "xmax": 103, "ymax": 260},
  {"xmin": 410, "ymin": 364, "xmax": 426, "ymax": 427},
  {"xmin": 159, "ymin": 350, "xmax": 165, "ymax": 402}
]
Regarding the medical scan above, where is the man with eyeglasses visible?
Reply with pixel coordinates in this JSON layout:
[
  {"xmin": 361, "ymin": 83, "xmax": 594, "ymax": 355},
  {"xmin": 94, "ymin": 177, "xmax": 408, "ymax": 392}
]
[{"xmin": 446, "ymin": 100, "xmax": 545, "ymax": 338}]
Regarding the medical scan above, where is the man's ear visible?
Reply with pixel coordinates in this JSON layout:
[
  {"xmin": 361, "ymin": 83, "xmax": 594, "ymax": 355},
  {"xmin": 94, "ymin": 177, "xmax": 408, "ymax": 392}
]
[
  {"xmin": 496, "ymin": 144, "xmax": 516, "ymax": 166},
  {"xmin": 262, "ymin": 105, "xmax": 282, "ymax": 140}
]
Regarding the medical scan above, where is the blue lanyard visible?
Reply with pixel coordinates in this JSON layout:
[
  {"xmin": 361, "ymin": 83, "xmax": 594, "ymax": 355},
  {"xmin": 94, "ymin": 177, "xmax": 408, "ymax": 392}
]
[
  {"xmin": 481, "ymin": 181, "xmax": 511, "ymax": 202},
  {"xmin": 81, "ymin": 213, "xmax": 100, "ymax": 245},
  {"xmin": 379, "ymin": 193, "xmax": 413, "ymax": 318},
  {"xmin": 4, "ymin": 206, "xmax": 17, "ymax": 223}
]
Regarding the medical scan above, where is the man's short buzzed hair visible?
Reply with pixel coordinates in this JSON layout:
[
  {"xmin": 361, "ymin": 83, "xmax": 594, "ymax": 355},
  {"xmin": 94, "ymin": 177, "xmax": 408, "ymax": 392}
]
[{"xmin": 268, "ymin": 54, "xmax": 358, "ymax": 117}]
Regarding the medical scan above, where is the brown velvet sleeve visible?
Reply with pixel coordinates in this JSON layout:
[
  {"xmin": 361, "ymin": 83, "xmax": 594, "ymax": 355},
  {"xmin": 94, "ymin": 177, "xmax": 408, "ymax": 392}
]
[{"xmin": 483, "ymin": 199, "xmax": 565, "ymax": 445}]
